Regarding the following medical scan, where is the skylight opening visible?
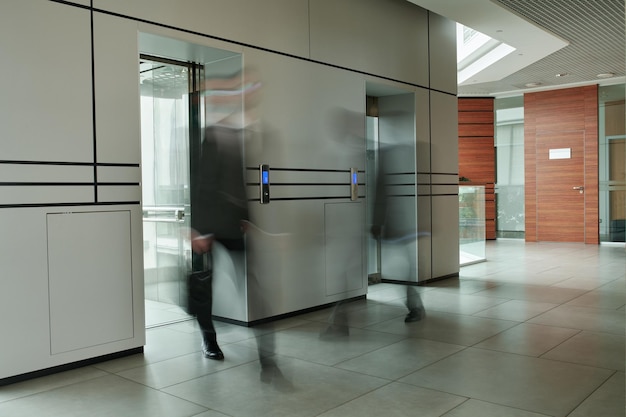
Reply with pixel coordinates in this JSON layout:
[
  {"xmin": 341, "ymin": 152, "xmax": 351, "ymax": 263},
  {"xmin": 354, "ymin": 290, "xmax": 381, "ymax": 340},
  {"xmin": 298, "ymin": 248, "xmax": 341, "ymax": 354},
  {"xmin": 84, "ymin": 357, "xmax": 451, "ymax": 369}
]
[{"xmin": 457, "ymin": 23, "xmax": 516, "ymax": 84}]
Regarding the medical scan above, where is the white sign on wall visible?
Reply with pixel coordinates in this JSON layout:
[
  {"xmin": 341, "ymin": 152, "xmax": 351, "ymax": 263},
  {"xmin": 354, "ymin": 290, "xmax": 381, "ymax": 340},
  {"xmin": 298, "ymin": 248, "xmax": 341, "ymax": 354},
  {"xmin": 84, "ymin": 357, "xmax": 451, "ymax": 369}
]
[{"xmin": 549, "ymin": 148, "xmax": 571, "ymax": 160}]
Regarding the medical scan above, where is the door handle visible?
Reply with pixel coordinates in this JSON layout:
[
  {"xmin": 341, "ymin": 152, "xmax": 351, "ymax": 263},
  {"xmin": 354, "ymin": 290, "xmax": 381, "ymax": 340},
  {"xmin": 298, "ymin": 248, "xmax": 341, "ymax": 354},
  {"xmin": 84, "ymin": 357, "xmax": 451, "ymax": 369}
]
[{"xmin": 572, "ymin": 186, "xmax": 584, "ymax": 194}]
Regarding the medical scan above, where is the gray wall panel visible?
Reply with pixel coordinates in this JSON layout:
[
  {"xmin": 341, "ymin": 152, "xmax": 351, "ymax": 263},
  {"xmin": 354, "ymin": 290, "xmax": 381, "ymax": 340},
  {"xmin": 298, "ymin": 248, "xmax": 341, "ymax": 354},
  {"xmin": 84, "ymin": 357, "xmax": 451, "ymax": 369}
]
[
  {"xmin": 430, "ymin": 91, "xmax": 459, "ymax": 175},
  {"xmin": 310, "ymin": 0, "xmax": 429, "ymax": 86},
  {"xmin": 95, "ymin": 0, "xmax": 310, "ymax": 57},
  {"xmin": 431, "ymin": 195, "xmax": 460, "ymax": 278},
  {"xmin": 243, "ymin": 48, "xmax": 365, "ymax": 171},
  {"xmin": 429, "ymin": 12, "xmax": 458, "ymax": 94}
]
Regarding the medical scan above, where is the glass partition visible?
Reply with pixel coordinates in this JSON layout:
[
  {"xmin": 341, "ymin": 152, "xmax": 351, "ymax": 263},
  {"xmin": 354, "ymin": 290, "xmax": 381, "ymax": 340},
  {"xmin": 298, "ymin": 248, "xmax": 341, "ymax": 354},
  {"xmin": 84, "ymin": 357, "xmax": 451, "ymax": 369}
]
[
  {"xmin": 599, "ymin": 84, "xmax": 625, "ymax": 243},
  {"xmin": 459, "ymin": 185, "xmax": 486, "ymax": 265}
]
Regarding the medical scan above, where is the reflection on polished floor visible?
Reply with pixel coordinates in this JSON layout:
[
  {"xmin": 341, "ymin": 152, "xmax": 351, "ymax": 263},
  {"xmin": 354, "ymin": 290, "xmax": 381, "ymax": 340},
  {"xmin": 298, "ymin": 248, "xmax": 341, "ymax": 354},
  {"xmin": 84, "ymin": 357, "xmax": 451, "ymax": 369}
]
[{"xmin": 1, "ymin": 240, "xmax": 624, "ymax": 417}]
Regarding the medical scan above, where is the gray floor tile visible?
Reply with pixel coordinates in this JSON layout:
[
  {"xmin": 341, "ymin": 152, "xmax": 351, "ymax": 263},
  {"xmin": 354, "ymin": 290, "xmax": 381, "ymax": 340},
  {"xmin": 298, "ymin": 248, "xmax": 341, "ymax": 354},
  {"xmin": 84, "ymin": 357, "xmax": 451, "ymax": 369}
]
[
  {"xmin": 473, "ymin": 323, "xmax": 580, "ymax": 357},
  {"xmin": 399, "ymin": 347, "xmax": 614, "ymax": 417},
  {"xmin": 472, "ymin": 299, "xmax": 559, "ymax": 322},
  {"xmin": 0, "ymin": 366, "xmax": 107, "ymax": 403},
  {"xmin": 529, "ymin": 305, "xmax": 626, "ymax": 335},
  {"xmin": 567, "ymin": 372, "xmax": 625, "ymax": 417},
  {"xmin": 316, "ymin": 382, "xmax": 467, "ymax": 417},
  {"xmin": 366, "ymin": 310, "xmax": 518, "ymax": 346},
  {"xmin": 441, "ymin": 399, "xmax": 552, "ymax": 417},
  {"xmin": 300, "ymin": 302, "xmax": 408, "ymax": 328},
  {"xmin": 474, "ymin": 283, "xmax": 587, "ymax": 304},
  {"xmin": 117, "ymin": 344, "xmax": 261, "ymax": 389},
  {"xmin": 236, "ymin": 321, "xmax": 404, "ymax": 366},
  {"xmin": 565, "ymin": 289, "xmax": 626, "ymax": 310},
  {"xmin": 335, "ymin": 338, "xmax": 465, "ymax": 380},
  {"xmin": 424, "ymin": 278, "xmax": 501, "ymax": 294},
  {"xmin": 0, "ymin": 374, "xmax": 207, "ymax": 417},
  {"xmin": 420, "ymin": 290, "xmax": 510, "ymax": 315},
  {"xmin": 541, "ymin": 331, "xmax": 626, "ymax": 371},
  {"xmin": 550, "ymin": 277, "xmax": 612, "ymax": 291},
  {"xmin": 163, "ymin": 356, "xmax": 388, "ymax": 417},
  {"xmin": 4, "ymin": 240, "xmax": 624, "ymax": 417}
]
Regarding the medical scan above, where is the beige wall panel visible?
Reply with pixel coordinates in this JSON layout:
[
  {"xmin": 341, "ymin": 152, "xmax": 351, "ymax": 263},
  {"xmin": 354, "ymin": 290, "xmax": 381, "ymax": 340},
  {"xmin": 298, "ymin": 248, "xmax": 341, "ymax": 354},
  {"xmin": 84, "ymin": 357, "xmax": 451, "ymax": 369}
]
[
  {"xmin": 94, "ymin": 14, "xmax": 141, "ymax": 165},
  {"xmin": 65, "ymin": 0, "xmax": 90, "ymax": 6},
  {"xmin": 310, "ymin": 0, "xmax": 429, "ymax": 86},
  {"xmin": 94, "ymin": 0, "xmax": 310, "ymax": 57},
  {"xmin": 0, "ymin": 186, "xmax": 94, "ymax": 206},
  {"xmin": 430, "ymin": 91, "xmax": 459, "ymax": 174},
  {"xmin": 0, "ymin": 0, "xmax": 93, "ymax": 163},
  {"xmin": 98, "ymin": 166, "xmax": 142, "ymax": 183},
  {"xmin": 0, "ymin": 165, "xmax": 92, "ymax": 183},
  {"xmin": 428, "ymin": 12, "xmax": 457, "ymax": 94},
  {"xmin": 98, "ymin": 186, "xmax": 141, "ymax": 203},
  {"xmin": 0, "ymin": 208, "xmax": 54, "ymax": 378}
]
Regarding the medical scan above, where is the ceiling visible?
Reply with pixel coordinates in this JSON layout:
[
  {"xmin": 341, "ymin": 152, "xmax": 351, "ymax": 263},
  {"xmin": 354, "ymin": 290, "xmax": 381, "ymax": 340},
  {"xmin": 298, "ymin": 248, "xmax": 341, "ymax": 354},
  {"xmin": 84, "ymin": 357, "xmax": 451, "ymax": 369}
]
[{"xmin": 409, "ymin": 0, "xmax": 625, "ymax": 98}]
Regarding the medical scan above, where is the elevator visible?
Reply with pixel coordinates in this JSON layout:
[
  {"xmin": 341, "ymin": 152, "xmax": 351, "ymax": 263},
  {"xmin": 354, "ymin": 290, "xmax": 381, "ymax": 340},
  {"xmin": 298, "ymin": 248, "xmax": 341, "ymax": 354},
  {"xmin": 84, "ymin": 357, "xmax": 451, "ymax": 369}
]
[{"xmin": 138, "ymin": 32, "xmax": 368, "ymax": 327}]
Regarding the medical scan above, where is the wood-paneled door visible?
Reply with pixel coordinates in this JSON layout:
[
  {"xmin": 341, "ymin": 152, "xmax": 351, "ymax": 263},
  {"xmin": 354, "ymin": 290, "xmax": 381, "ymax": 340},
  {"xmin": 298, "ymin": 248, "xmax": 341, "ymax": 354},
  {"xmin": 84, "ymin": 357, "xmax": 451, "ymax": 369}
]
[{"xmin": 536, "ymin": 131, "xmax": 586, "ymax": 242}]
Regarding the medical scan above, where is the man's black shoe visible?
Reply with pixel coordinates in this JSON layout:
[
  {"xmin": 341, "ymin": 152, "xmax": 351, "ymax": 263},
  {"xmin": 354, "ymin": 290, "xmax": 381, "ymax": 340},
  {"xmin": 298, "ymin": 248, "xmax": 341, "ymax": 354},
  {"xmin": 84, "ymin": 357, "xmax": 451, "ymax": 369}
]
[{"xmin": 202, "ymin": 341, "xmax": 224, "ymax": 360}]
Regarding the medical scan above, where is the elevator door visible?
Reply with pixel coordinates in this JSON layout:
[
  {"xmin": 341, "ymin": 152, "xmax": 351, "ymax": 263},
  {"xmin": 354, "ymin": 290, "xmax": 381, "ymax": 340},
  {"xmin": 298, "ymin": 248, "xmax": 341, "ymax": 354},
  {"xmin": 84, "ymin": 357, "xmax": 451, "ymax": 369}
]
[{"xmin": 140, "ymin": 57, "xmax": 197, "ymax": 327}]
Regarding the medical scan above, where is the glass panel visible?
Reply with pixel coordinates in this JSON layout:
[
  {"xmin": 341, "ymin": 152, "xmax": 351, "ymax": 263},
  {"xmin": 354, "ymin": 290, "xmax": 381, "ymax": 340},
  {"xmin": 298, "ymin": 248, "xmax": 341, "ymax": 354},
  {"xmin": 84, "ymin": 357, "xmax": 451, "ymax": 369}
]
[
  {"xmin": 140, "ymin": 58, "xmax": 193, "ymax": 327},
  {"xmin": 459, "ymin": 185, "xmax": 486, "ymax": 265},
  {"xmin": 366, "ymin": 116, "xmax": 379, "ymax": 278},
  {"xmin": 376, "ymin": 93, "xmax": 418, "ymax": 283},
  {"xmin": 495, "ymin": 97, "xmax": 525, "ymax": 238},
  {"xmin": 599, "ymin": 84, "xmax": 625, "ymax": 243}
]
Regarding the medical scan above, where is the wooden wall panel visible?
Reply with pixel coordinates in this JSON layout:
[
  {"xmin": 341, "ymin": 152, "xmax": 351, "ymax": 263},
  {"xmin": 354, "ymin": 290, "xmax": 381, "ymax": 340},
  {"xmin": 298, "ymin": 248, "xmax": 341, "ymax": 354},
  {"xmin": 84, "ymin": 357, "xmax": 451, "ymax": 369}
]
[
  {"xmin": 458, "ymin": 97, "xmax": 496, "ymax": 239},
  {"xmin": 524, "ymin": 85, "xmax": 599, "ymax": 244}
]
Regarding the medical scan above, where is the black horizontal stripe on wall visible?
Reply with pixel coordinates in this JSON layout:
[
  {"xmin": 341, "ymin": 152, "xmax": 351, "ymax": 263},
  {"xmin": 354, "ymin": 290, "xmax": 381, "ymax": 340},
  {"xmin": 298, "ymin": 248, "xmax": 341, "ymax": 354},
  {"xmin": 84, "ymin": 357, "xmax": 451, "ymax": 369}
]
[
  {"xmin": 0, "ymin": 160, "xmax": 139, "ymax": 167},
  {"xmin": 0, "ymin": 201, "xmax": 140, "ymax": 209}
]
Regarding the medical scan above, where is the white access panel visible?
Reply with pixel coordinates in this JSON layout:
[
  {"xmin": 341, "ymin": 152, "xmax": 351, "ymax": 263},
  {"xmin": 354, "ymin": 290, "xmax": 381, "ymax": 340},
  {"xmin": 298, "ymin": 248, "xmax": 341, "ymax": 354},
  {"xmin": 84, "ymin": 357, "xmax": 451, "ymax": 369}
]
[{"xmin": 47, "ymin": 211, "xmax": 134, "ymax": 355}]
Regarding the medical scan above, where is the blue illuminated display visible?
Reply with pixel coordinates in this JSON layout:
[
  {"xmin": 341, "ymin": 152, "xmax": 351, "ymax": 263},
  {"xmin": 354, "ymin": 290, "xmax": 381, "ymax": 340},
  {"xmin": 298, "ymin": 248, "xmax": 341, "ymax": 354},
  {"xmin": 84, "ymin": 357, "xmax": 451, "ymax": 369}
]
[
  {"xmin": 262, "ymin": 171, "xmax": 269, "ymax": 184},
  {"xmin": 352, "ymin": 172, "xmax": 358, "ymax": 184}
]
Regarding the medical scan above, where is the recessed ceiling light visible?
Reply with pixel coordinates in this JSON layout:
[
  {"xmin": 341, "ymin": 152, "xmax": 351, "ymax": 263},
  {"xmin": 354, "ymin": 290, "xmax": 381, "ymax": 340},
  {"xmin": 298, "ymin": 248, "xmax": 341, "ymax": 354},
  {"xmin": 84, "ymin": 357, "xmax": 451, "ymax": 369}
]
[
  {"xmin": 525, "ymin": 82, "xmax": 542, "ymax": 87},
  {"xmin": 556, "ymin": 73, "xmax": 568, "ymax": 77},
  {"xmin": 597, "ymin": 72, "xmax": 615, "ymax": 78}
]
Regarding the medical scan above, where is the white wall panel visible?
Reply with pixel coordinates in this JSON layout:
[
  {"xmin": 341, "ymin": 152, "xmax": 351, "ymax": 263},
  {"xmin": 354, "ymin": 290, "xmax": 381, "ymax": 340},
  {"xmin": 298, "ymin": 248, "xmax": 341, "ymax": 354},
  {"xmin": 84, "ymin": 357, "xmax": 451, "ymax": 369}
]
[
  {"xmin": 95, "ymin": 0, "xmax": 310, "ymax": 57},
  {"xmin": 0, "ymin": 0, "xmax": 93, "ymax": 162},
  {"xmin": 430, "ymin": 91, "xmax": 459, "ymax": 174},
  {"xmin": 429, "ymin": 12, "xmax": 458, "ymax": 94},
  {"xmin": 310, "ymin": 0, "xmax": 429, "ymax": 86},
  {"xmin": 47, "ymin": 211, "xmax": 134, "ymax": 354},
  {"xmin": 93, "ymin": 14, "xmax": 141, "ymax": 165}
]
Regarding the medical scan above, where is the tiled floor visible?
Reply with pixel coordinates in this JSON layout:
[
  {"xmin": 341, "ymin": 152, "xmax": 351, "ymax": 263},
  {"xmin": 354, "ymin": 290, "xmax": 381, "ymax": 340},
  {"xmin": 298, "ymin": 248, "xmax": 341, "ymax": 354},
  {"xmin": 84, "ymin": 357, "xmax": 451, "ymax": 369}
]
[{"xmin": 1, "ymin": 240, "xmax": 624, "ymax": 416}]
